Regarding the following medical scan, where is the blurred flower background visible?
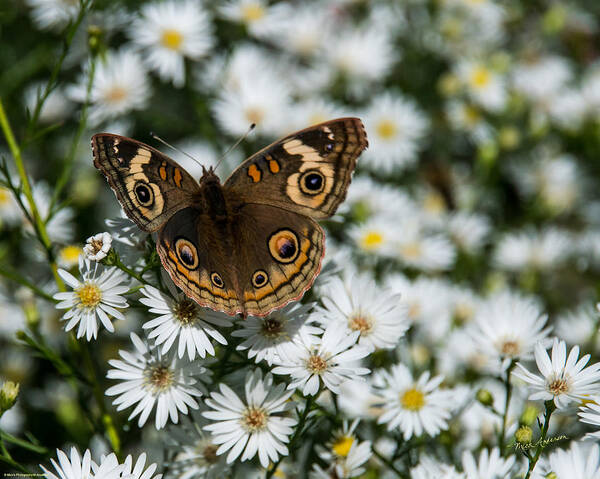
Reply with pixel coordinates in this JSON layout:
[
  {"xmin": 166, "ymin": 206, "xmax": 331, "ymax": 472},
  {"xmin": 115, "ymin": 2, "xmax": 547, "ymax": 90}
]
[{"xmin": 1, "ymin": 0, "xmax": 600, "ymax": 477}]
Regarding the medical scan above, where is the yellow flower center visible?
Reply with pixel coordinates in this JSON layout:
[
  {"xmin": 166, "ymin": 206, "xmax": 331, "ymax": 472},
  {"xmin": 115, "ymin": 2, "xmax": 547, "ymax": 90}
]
[
  {"xmin": 201, "ymin": 444, "xmax": 219, "ymax": 464},
  {"xmin": 0, "ymin": 187, "xmax": 10, "ymax": 204},
  {"xmin": 407, "ymin": 302, "xmax": 421, "ymax": 320},
  {"xmin": 376, "ymin": 119, "xmax": 398, "ymax": 140},
  {"xmin": 59, "ymin": 245, "xmax": 82, "ymax": 265},
  {"xmin": 245, "ymin": 106, "xmax": 265, "ymax": 125},
  {"xmin": 242, "ymin": 406, "xmax": 267, "ymax": 431},
  {"xmin": 500, "ymin": 340, "xmax": 520, "ymax": 356},
  {"xmin": 242, "ymin": 3, "xmax": 265, "ymax": 22},
  {"xmin": 161, "ymin": 29, "xmax": 184, "ymax": 50},
  {"xmin": 547, "ymin": 377, "xmax": 569, "ymax": 396},
  {"xmin": 146, "ymin": 364, "xmax": 174, "ymax": 393},
  {"xmin": 173, "ymin": 298, "xmax": 198, "ymax": 326},
  {"xmin": 332, "ymin": 435, "xmax": 354, "ymax": 457},
  {"xmin": 360, "ymin": 231, "xmax": 384, "ymax": 250},
  {"xmin": 261, "ymin": 318, "xmax": 285, "ymax": 338},
  {"xmin": 348, "ymin": 312, "xmax": 373, "ymax": 334},
  {"xmin": 470, "ymin": 66, "xmax": 491, "ymax": 88},
  {"xmin": 401, "ymin": 242, "xmax": 422, "ymax": 260},
  {"xmin": 307, "ymin": 354, "xmax": 328, "ymax": 374},
  {"xmin": 76, "ymin": 283, "xmax": 102, "ymax": 309},
  {"xmin": 401, "ymin": 388, "xmax": 425, "ymax": 411},
  {"xmin": 106, "ymin": 86, "xmax": 127, "ymax": 103}
]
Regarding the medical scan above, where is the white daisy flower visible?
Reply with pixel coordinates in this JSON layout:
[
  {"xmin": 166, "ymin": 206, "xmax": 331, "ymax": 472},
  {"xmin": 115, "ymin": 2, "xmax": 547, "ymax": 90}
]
[
  {"xmin": 324, "ymin": 441, "xmax": 372, "ymax": 479},
  {"xmin": 218, "ymin": 0, "xmax": 283, "ymax": 39},
  {"xmin": 387, "ymin": 275, "xmax": 454, "ymax": 343},
  {"xmin": 0, "ymin": 186, "xmax": 22, "ymax": 226},
  {"xmin": 336, "ymin": 378, "xmax": 382, "ymax": 420},
  {"xmin": 130, "ymin": 0, "xmax": 213, "ymax": 87},
  {"xmin": 272, "ymin": 324, "xmax": 370, "ymax": 396},
  {"xmin": 556, "ymin": 304, "xmax": 600, "ymax": 350},
  {"xmin": 119, "ymin": 453, "xmax": 162, "ymax": 479},
  {"xmin": 494, "ymin": 228, "xmax": 571, "ymax": 272},
  {"xmin": 84, "ymin": 232, "xmax": 112, "ymax": 262},
  {"xmin": 318, "ymin": 272, "xmax": 409, "ymax": 351},
  {"xmin": 447, "ymin": 211, "xmax": 491, "ymax": 253},
  {"xmin": 411, "ymin": 456, "xmax": 464, "ymax": 479},
  {"xmin": 347, "ymin": 216, "xmax": 398, "ymax": 258},
  {"xmin": 510, "ymin": 152, "xmax": 580, "ymax": 215},
  {"xmin": 445, "ymin": 101, "xmax": 493, "ymax": 144},
  {"xmin": 269, "ymin": 3, "xmax": 330, "ymax": 57},
  {"xmin": 202, "ymin": 369, "xmax": 297, "ymax": 468},
  {"xmin": 340, "ymin": 175, "xmax": 415, "ymax": 220},
  {"xmin": 24, "ymin": 182, "xmax": 75, "ymax": 243},
  {"xmin": 140, "ymin": 285, "xmax": 232, "ymax": 360},
  {"xmin": 513, "ymin": 337, "xmax": 600, "ymax": 409},
  {"xmin": 546, "ymin": 441, "xmax": 600, "ymax": 478},
  {"xmin": 393, "ymin": 221, "xmax": 456, "ymax": 272},
  {"xmin": 290, "ymin": 98, "xmax": 345, "ymax": 131},
  {"xmin": 167, "ymin": 410, "xmax": 231, "ymax": 479},
  {"xmin": 212, "ymin": 70, "xmax": 291, "ymax": 137},
  {"xmin": 53, "ymin": 257, "xmax": 129, "ymax": 341},
  {"xmin": 325, "ymin": 28, "xmax": 394, "ymax": 92},
  {"xmin": 67, "ymin": 49, "xmax": 150, "ymax": 126},
  {"xmin": 375, "ymin": 364, "xmax": 453, "ymax": 440},
  {"xmin": 105, "ymin": 333, "xmax": 206, "ymax": 429},
  {"xmin": 578, "ymin": 395, "xmax": 600, "ymax": 439},
  {"xmin": 40, "ymin": 448, "xmax": 100, "ymax": 479},
  {"xmin": 456, "ymin": 60, "xmax": 507, "ymax": 113},
  {"xmin": 362, "ymin": 92, "xmax": 429, "ymax": 172},
  {"xmin": 470, "ymin": 291, "xmax": 551, "ymax": 370},
  {"xmin": 512, "ymin": 55, "xmax": 573, "ymax": 106},
  {"xmin": 461, "ymin": 447, "xmax": 515, "ymax": 479},
  {"xmin": 26, "ymin": 0, "xmax": 80, "ymax": 31},
  {"xmin": 548, "ymin": 88, "xmax": 586, "ymax": 131},
  {"xmin": 231, "ymin": 302, "xmax": 321, "ymax": 365}
]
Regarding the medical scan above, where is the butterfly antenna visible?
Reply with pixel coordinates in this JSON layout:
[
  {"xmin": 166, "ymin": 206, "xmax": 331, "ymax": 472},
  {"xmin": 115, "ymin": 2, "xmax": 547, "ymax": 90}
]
[
  {"xmin": 214, "ymin": 123, "xmax": 256, "ymax": 172},
  {"xmin": 150, "ymin": 132, "xmax": 207, "ymax": 173}
]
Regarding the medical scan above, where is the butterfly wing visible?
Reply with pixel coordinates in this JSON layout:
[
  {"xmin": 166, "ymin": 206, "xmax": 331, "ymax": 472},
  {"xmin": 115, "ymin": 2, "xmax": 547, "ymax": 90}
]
[
  {"xmin": 230, "ymin": 203, "xmax": 324, "ymax": 317},
  {"xmin": 224, "ymin": 118, "xmax": 368, "ymax": 220},
  {"xmin": 92, "ymin": 134, "xmax": 201, "ymax": 232},
  {"xmin": 156, "ymin": 206, "xmax": 242, "ymax": 315}
]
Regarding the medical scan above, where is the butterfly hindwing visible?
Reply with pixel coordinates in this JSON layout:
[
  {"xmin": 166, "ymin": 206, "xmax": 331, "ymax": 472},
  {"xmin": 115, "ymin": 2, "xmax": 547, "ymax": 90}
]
[
  {"xmin": 224, "ymin": 117, "xmax": 368, "ymax": 219},
  {"xmin": 92, "ymin": 134, "xmax": 200, "ymax": 232},
  {"xmin": 157, "ymin": 206, "xmax": 242, "ymax": 314},
  {"xmin": 231, "ymin": 203, "xmax": 325, "ymax": 317}
]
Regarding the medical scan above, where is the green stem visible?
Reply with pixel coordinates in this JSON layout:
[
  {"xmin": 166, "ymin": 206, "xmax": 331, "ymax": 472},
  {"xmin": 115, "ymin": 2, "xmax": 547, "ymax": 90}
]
[
  {"xmin": 0, "ymin": 429, "xmax": 48, "ymax": 455},
  {"xmin": 0, "ymin": 266, "xmax": 56, "ymax": 302},
  {"xmin": 25, "ymin": 0, "xmax": 92, "ymax": 140},
  {"xmin": 371, "ymin": 445, "xmax": 408, "ymax": 479},
  {"xmin": 524, "ymin": 401, "xmax": 557, "ymax": 479},
  {"xmin": 79, "ymin": 341, "xmax": 122, "ymax": 458},
  {"xmin": 499, "ymin": 359, "xmax": 516, "ymax": 451},
  {"xmin": 0, "ymin": 99, "xmax": 64, "ymax": 292},
  {"xmin": 265, "ymin": 394, "xmax": 316, "ymax": 479},
  {"xmin": 51, "ymin": 54, "xmax": 97, "ymax": 211}
]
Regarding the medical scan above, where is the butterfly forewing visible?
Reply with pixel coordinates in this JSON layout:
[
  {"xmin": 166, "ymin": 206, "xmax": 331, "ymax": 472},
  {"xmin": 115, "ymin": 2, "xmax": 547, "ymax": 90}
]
[
  {"xmin": 92, "ymin": 134, "xmax": 200, "ymax": 232},
  {"xmin": 224, "ymin": 117, "xmax": 368, "ymax": 219}
]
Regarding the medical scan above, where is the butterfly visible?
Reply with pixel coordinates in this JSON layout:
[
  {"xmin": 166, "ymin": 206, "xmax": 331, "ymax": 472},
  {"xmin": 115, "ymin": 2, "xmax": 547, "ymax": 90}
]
[{"xmin": 92, "ymin": 118, "xmax": 368, "ymax": 318}]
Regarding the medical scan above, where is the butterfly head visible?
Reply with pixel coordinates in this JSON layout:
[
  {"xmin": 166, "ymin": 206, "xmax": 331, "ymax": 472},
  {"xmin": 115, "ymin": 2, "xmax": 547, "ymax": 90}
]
[{"xmin": 199, "ymin": 165, "xmax": 221, "ymax": 186}]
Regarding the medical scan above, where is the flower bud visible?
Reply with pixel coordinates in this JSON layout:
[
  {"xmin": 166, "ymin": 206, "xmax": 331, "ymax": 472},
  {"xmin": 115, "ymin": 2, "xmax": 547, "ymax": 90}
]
[
  {"xmin": 515, "ymin": 425, "xmax": 533, "ymax": 444},
  {"xmin": 0, "ymin": 381, "xmax": 19, "ymax": 413},
  {"xmin": 521, "ymin": 404, "xmax": 539, "ymax": 426},
  {"xmin": 476, "ymin": 388, "xmax": 494, "ymax": 407}
]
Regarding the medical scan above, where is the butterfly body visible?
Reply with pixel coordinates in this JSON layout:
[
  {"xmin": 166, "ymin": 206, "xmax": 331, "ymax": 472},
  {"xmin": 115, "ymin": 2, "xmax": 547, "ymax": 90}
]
[{"xmin": 92, "ymin": 118, "xmax": 367, "ymax": 317}]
